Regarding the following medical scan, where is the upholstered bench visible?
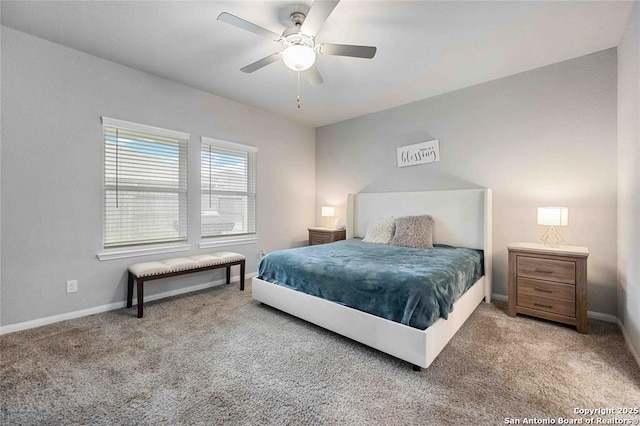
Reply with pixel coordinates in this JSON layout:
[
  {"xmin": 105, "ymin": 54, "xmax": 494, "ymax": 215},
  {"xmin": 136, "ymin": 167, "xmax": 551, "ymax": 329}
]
[{"xmin": 127, "ymin": 251, "xmax": 246, "ymax": 318}]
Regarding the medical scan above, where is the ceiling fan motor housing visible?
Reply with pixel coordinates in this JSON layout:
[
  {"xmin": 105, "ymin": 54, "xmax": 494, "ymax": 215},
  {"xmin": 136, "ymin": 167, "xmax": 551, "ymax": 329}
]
[
  {"xmin": 282, "ymin": 30, "xmax": 315, "ymax": 49},
  {"xmin": 290, "ymin": 12, "xmax": 306, "ymax": 27},
  {"xmin": 282, "ymin": 12, "xmax": 315, "ymax": 50}
]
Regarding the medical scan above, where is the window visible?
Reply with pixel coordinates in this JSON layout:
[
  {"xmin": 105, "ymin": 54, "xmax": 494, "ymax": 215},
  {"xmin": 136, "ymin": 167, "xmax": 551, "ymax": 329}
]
[
  {"xmin": 102, "ymin": 117, "xmax": 188, "ymax": 248},
  {"xmin": 201, "ymin": 137, "xmax": 257, "ymax": 238}
]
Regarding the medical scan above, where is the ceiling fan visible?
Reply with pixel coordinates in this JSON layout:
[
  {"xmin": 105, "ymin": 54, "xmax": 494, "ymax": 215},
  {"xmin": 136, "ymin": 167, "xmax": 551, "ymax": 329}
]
[{"xmin": 217, "ymin": 0, "xmax": 377, "ymax": 88}]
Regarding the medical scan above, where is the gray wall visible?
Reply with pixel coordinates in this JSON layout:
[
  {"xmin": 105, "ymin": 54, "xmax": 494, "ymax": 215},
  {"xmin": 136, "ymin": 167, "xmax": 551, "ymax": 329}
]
[
  {"xmin": 617, "ymin": 2, "xmax": 640, "ymax": 358},
  {"xmin": 316, "ymin": 49, "xmax": 618, "ymax": 315},
  {"xmin": 0, "ymin": 27, "xmax": 315, "ymax": 327}
]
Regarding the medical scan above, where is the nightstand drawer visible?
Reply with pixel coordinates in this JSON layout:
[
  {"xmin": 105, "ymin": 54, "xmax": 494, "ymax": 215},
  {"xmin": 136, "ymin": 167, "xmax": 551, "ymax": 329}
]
[
  {"xmin": 517, "ymin": 256, "xmax": 575, "ymax": 284},
  {"xmin": 309, "ymin": 232, "xmax": 332, "ymax": 245},
  {"xmin": 517, "ymin": 293, "xmax": 575, "ymax": 317},
  {"xmin": 517, "ymin": 278, "xmax": 575, "ymax": 302},
  {"xmin": 308, "ymin": 228, "xmax": 346, "ymax": 246}
]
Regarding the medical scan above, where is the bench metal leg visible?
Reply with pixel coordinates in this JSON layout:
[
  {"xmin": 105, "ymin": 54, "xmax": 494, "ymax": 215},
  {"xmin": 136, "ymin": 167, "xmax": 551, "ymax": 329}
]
[
  {"xmin": 240, "ymin": 260, "xmax": 245, "ymax": 291},
  {"xmin": 226, "ymin": 266, "xmax": 231, "ymax": 284},
  {"xmin": 127, "ymin": 273, "xmax": 134, "ymax": 308},
  {"xmin": 137, "ymin": 279, "xmax": 144, "ymax": 318}
]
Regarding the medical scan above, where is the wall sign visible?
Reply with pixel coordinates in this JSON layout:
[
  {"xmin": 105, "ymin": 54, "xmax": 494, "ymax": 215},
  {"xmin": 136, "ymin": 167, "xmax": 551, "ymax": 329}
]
[{"xmin": 397, "ymin": 139, "xmax": 440, "ymax": 168}]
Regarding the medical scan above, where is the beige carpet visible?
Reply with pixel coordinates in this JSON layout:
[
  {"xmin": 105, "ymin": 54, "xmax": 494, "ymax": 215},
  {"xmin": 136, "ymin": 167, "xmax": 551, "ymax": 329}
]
[{"xmin": 1, "ymin": 281, "xmax": 639, "ymax": 425}]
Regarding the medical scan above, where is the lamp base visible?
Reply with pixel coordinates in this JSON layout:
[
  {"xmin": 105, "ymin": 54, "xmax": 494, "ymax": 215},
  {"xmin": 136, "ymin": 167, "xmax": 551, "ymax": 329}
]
[{"xmin": 539, "ymin": 226, "xmax": 566, "ymax": 248}]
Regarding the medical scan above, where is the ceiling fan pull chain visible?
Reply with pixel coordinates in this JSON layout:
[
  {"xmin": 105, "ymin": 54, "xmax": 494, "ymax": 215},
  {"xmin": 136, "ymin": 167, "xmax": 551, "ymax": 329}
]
[{"xmin": 297, "ymin": 71, "xmax": 301, "ymax": 109}]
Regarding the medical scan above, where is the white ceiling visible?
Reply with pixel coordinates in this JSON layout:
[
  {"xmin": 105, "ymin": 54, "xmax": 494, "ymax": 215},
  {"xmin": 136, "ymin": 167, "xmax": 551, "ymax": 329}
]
[{"xmin": 1, "ymin": 1, "xmax": 633, "ymax": 127}]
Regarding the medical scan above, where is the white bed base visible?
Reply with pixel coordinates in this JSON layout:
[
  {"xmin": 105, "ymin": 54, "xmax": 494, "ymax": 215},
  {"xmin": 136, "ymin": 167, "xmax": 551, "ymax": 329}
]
[{"xmin": 252, "ymin": 188, "xmax": 493, "ymax": 369}]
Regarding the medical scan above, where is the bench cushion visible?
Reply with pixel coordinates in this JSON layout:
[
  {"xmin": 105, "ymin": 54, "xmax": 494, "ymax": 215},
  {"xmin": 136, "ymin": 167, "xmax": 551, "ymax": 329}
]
[{"xmin": 129, "ymin": 252, "xmax": 245, "ymax": 278}]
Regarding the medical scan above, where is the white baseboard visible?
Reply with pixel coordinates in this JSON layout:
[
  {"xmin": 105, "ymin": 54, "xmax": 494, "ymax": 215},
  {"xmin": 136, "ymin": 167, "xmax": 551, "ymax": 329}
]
[
  {"xmin": 587, "ymin": 310, "xmax": 617, "ymax": 323},
  {"xmin": 0, "ymin": 273, "xmax": 257, "ymax": 336},
  {"xmin": 618, "ymin": 319, "xmax": 640, "ymax": 368},
  {"xmin": 491, "ymin": 293, "xmax": 508, "ymax": 302},
  {"xmin": 491, "ymin": 293, "xmax": 617, "ymax": 322},
  {"xmin": 0, "ymin": 300, "xmax": 130, "ymax": 336}
]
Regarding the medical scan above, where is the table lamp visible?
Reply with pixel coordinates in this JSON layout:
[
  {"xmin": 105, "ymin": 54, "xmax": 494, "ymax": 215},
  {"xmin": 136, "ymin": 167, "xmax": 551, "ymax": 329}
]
[
  {"xmin": 537, "ymin": 207, "xmax": 568, "ymax": 247},
  {"xmin": 321, "ymin": 206, "xmax": 335, "ymax": 228}
]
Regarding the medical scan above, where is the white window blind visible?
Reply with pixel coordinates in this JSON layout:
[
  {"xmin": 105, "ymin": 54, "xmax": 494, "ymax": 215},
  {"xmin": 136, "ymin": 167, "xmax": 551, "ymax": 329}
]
[
  {"xmin": 103, "ymin": 118, "xmax": 188, "ymax": 248},
  {"xmin": 201, "ymin": 137, "xmax": 257, "ymax": 238}
]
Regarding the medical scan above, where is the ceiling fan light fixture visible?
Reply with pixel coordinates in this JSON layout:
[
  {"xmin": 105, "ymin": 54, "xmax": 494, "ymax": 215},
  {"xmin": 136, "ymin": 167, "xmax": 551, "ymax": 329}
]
[{"xmin": 282, "ymin": 45, "xmax": 316, "ymax": 71}]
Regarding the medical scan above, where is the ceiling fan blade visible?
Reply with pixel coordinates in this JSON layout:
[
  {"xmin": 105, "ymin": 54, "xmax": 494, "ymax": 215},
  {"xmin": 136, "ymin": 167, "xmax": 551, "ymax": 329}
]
[
  {"xmin": 318, "ymin": 43, "xmax": 377, "ymax": 59},
  {"xmin": 304, "ymin": 66, "xmax": 324, "ymax": 86},
  {"xmin": 240, "ymin": 52, "xmax": 282, "ymax": 73},
  {"xmin": 300, "ymin": 0, "xmax": 340, "ymax": 37},
  {"xmin": 217, "ymin": 12, "xmax": 281, "ymax": 40}
]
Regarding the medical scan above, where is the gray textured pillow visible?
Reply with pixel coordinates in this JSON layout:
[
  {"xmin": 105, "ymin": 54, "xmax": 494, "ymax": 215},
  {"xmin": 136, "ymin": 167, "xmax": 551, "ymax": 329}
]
[
  {"xmin": 362, "ymin": 216, "xmax": 396, "ymax": 244},
  {"xmin": 391, "ymin": 215, "xmax": 435, "ymax": 249}
]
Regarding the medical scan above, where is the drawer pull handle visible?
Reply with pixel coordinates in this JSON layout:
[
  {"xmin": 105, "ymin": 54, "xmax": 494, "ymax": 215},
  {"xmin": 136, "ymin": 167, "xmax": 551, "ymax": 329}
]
[
  {"xmin": 534, "ymin": 303, "xmax": 553, "ymax": 309},
  {"xmin": 534, "ymin": 287, "xmax": 553, "ymax": 293},
  {"xmin": 534, "ymin": 269, "xmax": 554, "ymax": 274}
]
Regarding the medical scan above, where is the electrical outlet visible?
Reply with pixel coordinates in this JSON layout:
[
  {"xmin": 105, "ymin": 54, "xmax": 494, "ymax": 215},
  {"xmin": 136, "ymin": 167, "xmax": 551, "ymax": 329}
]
[{"xmin": 66, "ymin": 280, "xmax": 78, "ymax": 294}]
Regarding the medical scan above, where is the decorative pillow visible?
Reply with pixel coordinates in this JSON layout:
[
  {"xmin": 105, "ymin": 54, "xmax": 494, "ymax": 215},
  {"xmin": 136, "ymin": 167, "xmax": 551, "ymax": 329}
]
[
  {"xmin": 391, "ymin": 215, "xmax": 435, "ymax": 249},
  {"xmin": 362, "ymin": 216, "xmax": 396, "ymax": 244}
]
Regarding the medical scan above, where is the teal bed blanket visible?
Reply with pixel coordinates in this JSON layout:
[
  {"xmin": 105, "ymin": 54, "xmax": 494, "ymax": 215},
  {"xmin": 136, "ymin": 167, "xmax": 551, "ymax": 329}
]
[{"xmin": 257, "ymin": 238, "xmax": 484, "ymax": 330}]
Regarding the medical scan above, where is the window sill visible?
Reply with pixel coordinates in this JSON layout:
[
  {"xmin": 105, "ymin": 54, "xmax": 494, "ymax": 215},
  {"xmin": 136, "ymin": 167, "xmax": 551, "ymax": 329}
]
[
  {"xmin": 199, "ymin": 236, "xmax": 259, "ymax": 249},
  {"xmin": 97, "ymin": 244, "xmax": 192, "ymax": 261}
]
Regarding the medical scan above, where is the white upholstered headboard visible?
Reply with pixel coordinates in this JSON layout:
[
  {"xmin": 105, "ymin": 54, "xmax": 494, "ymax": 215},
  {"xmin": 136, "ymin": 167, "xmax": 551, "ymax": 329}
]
[
  {"xmin": 346, "ymin": 188, "xmax": 493, "ymax": 300},
  {"xmin": 347, "ymin": 189, "xmax": 487, "ymax": 249}
]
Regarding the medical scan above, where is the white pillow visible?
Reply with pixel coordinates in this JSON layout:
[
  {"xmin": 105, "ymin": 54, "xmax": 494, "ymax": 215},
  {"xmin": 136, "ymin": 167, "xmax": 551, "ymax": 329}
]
[{"xmin": 362, "ymin": 216, "xmax": 396, "ymax": 244}]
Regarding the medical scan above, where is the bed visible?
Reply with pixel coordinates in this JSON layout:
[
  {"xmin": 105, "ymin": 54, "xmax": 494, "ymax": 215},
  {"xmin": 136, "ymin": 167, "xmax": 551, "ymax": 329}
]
[{"xmin": 252, "ymin": 188, "xmax": 493, "ymax": 369}]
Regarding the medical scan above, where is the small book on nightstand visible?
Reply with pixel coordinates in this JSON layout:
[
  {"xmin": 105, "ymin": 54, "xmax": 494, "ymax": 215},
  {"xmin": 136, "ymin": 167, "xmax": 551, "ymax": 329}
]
[{"xmin": 507, "ymin": 242, "xmax": 589, "ymax": 333}]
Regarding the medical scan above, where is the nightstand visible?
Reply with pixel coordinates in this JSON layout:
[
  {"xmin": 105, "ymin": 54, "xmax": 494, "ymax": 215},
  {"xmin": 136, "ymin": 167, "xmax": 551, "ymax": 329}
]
[
  {"xmin": 507, "ymin": 242, "xmax": 589, "ymax": 333},
  {"xmin": 308, "ymin": 227, "xmax": 346, "ymax": 246}
]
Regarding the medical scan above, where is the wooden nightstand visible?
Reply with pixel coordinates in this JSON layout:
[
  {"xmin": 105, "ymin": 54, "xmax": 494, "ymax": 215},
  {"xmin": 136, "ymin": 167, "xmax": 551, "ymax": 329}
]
[
  {"xmin": 507, "ymin": 242, "xmax": 589, "ymax": 333},
  {"xmin": 308, "ymin": 227, "xmax": 346, "ymax": 246}
]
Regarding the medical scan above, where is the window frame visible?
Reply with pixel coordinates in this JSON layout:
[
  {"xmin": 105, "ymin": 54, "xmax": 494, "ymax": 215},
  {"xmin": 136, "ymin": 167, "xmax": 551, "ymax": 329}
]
[
  {"xmin": 100, "ymin": 117, "xmax": 190, "ymax": 252},
  {"xmin": 200, "ymin": 136, "xmax": 257, "ymax": 244}
]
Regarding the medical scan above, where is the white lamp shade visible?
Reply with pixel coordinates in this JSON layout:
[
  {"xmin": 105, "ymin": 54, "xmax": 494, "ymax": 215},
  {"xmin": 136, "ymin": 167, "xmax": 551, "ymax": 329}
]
[
  {"xmin": 282, "ymin": 45, "xmax": 316, "ymax": 71},
  {"xmin": 537, "ymin": 207, "xmax": 568, "ymax": 226},
  {"xmin": 321, "ymin": 206, "xmax": 335, "ymax": 217}
]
